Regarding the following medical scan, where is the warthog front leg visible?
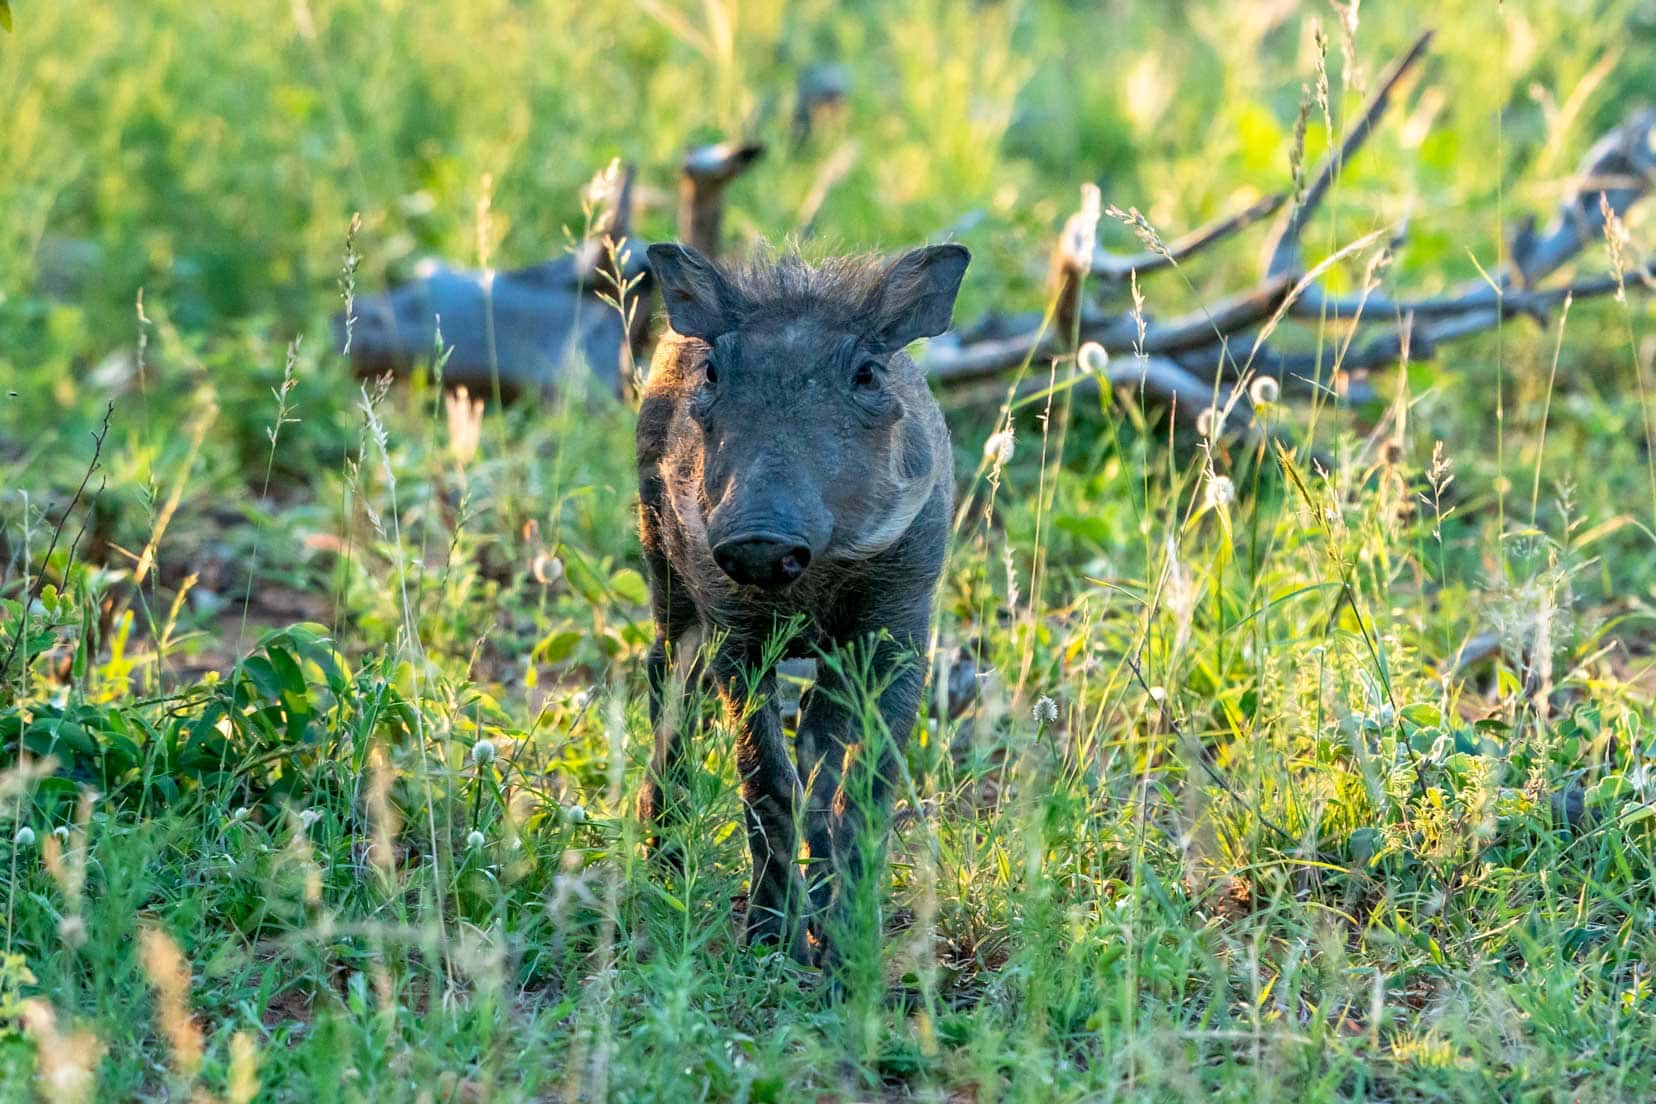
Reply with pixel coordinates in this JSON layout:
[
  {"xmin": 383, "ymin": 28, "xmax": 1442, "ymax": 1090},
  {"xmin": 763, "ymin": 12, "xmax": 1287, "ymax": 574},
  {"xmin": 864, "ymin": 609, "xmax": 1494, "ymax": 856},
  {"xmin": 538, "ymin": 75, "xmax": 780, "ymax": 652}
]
[
  {"xmin": 717, "ymin": 660, "xmax": 809, "ymax": 961},
  {"xmin": 797, "ymin": 665, "xmax": 852, "ymax": 924},
  {"xmin": 800, "ymin": 629, "xmax": 926, "ymax": 971}
]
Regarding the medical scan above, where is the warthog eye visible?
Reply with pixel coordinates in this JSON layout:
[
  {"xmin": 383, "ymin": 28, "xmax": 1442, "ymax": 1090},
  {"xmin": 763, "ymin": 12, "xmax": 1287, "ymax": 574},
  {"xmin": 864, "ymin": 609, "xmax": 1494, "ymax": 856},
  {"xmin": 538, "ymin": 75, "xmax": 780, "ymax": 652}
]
[
  {"xmin": 702, "ymin": 354, "xmax": 719, "ymax": 386},
  {"xmin": 852, "ymin": 358, "xmax": 880, "ymax": 391}
]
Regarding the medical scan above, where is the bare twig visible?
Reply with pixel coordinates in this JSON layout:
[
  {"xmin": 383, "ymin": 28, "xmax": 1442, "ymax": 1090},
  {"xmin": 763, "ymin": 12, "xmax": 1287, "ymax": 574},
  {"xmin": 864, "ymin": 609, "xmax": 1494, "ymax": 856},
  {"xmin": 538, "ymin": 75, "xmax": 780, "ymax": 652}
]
[
  {"xmin": 924, "ymin": 275, "xmax": 1295, "ymax": 387},
  {"xmin": 1512, "ymin": 106, "xmax": 1656, "ymax": 286},
  {"xmin": 1262, "ymin": 29, "xmax": 1435, "ymax": 280},
  {"xmin": 1190, "ymin": 264, "xmax": 1652, "ymax": 389},
  {"xmin": 678, "ymin": 141, "xmax": 765, "ymax": 258},
  {"xmin": 1092, "ymin": 192, "xmax": 1285, "ymax": 284},
  {"xmin": 1050, "ymin": 184, "xmax": 1101, "ymax": 348},
  {"xmin": 1228, "ymin": 98, "xmax": 1656, "ymax": 386}
]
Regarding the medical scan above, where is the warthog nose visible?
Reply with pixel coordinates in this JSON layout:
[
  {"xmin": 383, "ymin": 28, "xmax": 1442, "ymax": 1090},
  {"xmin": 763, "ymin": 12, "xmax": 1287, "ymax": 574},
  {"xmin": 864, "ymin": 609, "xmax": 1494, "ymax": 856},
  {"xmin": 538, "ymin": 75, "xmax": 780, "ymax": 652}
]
[{"xmin": 712, "ymin": 536, "xmax": 812, "ymax": 588}]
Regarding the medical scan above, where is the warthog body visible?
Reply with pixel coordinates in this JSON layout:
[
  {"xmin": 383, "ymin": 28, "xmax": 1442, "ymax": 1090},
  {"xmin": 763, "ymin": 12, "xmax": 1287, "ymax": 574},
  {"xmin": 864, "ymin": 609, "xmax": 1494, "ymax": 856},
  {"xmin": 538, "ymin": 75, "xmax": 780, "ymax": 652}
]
[{"xmin": 635, "ymin": 241, "xmax": 968, "ymax": 964}]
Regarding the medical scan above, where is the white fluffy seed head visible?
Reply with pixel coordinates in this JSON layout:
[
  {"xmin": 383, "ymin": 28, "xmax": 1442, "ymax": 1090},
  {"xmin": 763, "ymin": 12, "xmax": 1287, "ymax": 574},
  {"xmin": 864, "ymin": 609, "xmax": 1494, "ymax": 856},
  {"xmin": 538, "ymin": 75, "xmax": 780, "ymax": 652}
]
[
  {"xmin": 1077, "ymin": 342, "xmax": 1109, "ymax": 376},
  {"xmin": 466, "ymin": 830, "xmax": 486, "ymax": 850},
  {"xmin": 58, "ymin": 915, "xmax": 87, "ymax": 949},
  {"xmin": 532, "ymin": 553, "xmax": 564, "ymax": 586},
  {"xmin": 1205, "ymin": 473, "xmax": 1236, "ymax": 510},
  {"xmin": 1249, "ymin": 375, "xmax": 1280, "ymax": 405},
  {"xmin": 562, "ymin": 804, "xmax": 587, "ymax": 826},
  {"xmin": 14, "ymin": 827, "xmax": 34, "ymax": 847},
  {"xmin": 1033, "ymin": 696, "xmax": 1059, "ymax": 725},
  {"xmin": 470, "ymin": 738, "xmax": 497, "ymax": 766},
  {"xmin": 983, "ymin": 429, "xmax": 1015, "ymax": 467}
]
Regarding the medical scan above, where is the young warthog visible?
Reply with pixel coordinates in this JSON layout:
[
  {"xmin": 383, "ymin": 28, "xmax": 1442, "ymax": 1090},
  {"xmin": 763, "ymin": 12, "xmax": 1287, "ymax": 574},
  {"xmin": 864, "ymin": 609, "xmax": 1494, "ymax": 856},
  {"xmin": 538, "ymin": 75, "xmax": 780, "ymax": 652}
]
[{"xmin": 635, "ymin": 241, "xmax": 968, "ymax": 965}]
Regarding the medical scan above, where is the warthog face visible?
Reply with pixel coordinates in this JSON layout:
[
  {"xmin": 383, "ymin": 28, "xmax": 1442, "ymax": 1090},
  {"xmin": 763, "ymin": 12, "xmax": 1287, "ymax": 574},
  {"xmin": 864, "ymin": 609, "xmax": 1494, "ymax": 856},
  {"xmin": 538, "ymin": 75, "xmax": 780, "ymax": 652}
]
[{"xmin": 647, "ymin": 242, "xmax": 968, "ymax": 591}]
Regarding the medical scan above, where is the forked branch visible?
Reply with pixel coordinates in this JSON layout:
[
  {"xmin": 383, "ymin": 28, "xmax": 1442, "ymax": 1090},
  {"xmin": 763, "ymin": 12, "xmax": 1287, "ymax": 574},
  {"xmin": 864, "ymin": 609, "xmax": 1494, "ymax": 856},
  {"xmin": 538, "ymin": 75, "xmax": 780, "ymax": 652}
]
[{"xmin": 924, "ymin": 28, "xmax": 1656, "ymax": 425}]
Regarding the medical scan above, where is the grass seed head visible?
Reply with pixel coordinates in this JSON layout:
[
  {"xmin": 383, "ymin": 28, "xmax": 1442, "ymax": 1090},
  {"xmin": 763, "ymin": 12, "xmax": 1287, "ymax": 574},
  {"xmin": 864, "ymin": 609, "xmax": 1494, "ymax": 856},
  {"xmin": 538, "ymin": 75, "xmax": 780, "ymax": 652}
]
[
  {"xmin": 983, "ymin": 428, "xmax": 1015, "ymax": 467},
  {"xmin": 227, "ymin": 1031, "xmax": 260, "ymax": 1104},
  {"xmin": 445, "ymin": 385, "xmax": 485, "ymax": 469},
  {"xmin": 22, "ymin": 1000, "xmax": 102, "ymax": 1104},
  {"xmin": 139, "ymin": 926, "xmax": 203, "ymax": 1080}
]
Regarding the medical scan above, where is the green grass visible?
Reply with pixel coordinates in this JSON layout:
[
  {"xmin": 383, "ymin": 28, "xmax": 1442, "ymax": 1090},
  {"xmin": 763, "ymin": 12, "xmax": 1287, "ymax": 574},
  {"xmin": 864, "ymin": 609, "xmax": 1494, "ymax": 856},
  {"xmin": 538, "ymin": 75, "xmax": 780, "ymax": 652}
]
[{"xmin": 4, "ymin": 1, "xmax": 1656, "ymax": 1100}]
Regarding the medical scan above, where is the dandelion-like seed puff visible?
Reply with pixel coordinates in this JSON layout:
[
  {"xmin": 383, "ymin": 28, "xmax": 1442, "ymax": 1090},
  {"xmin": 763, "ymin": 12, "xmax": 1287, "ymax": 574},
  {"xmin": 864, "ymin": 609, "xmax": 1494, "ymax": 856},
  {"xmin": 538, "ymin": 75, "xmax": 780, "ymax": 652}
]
[
  {"xmin": 983, "ymin": 428, "xmax": 1015, "ymax": 467},
  {"xmin": 1078, "ymin": 342, "xmax": 1109, "ymax": 376},
  {"xmin": 1204, "ymin": 473, "xmax": 1236, "ymax": 511},
  {"xmin": 1248, "ymin": 376, "xmax": 1280, "ymax": 405}
]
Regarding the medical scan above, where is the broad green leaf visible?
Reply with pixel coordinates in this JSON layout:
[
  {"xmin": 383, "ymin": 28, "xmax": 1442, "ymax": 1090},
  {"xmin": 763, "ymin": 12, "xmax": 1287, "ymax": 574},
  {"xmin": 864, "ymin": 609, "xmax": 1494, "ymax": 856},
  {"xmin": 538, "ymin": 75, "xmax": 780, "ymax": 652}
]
[
  {"xmin": 561, "ymin": 547, "xmax": 609, "ymax": 606},
  {"xmin": 1400, "ymin": 703, "xmax": 1442, "ymax": 728},
  {"xmin": 609, "ymin": 567, "xmax": 649, "ymax": 606},
  {"xmin": 533, "ymin": 629, "xmax": 584, "ymax": 664}
]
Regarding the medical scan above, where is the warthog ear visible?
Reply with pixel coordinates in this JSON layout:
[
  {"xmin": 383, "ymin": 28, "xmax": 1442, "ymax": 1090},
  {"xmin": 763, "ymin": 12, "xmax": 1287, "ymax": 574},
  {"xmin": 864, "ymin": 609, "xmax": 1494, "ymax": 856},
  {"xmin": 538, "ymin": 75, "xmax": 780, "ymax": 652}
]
[
  {"xmin": 648, "ymin": 243, "xmax": 738, "ymax": 341},
  {"xmin": 867, "ymin": 244, "xmax": 971, "ymax": 352}
]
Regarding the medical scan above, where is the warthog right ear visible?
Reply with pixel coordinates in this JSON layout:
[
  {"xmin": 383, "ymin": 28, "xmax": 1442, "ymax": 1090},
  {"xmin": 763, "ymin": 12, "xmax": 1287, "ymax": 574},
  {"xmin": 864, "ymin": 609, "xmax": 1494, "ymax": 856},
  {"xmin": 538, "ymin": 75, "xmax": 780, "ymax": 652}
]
[
  {"xmin": 867, "ymin": 243, "xmax": 971, "ymax": 352},
  {"xmin": 648, "ymin": 243, "xmax": 738, "ymax": 341}
]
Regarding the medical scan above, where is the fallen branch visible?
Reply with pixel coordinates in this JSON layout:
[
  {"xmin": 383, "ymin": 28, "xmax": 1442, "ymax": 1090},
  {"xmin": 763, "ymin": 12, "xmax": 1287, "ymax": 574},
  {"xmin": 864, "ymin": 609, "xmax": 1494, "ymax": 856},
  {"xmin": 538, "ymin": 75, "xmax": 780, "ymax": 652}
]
[
  {"xmin": 1261, "ymin": 30, "xmax": 1436, "ymax": 280},
  {"xmin": 925, "ymin": 275, "xmax": 1295, "ymax": 387},
  {"xmin": 926, "ymin": 29, "xmax": 1656, "ymax": 430},
  {"xmin": 340, "ymin": 139, "xmax": 765, "ymax": 401},
  {"xmin": 1093, "ymin": 193, "xmax": 1285, "ymax": 285}
]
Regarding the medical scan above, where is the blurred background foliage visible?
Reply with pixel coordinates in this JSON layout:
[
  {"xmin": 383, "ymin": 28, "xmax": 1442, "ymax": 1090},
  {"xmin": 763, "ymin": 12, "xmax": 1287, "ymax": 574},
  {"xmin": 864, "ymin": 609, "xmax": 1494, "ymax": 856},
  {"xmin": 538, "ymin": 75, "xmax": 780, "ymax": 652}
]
[{"xmin": 5, "ymin": 0, "xmax": 1653, "ymax": 364}]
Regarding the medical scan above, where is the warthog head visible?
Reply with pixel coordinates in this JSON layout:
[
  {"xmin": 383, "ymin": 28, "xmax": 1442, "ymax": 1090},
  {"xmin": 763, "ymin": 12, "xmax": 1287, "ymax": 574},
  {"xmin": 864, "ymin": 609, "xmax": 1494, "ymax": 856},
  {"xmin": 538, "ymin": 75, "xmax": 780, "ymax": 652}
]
[{"xmin": 645, "ymin": 242, "xmax": 968, "ymax": 591}]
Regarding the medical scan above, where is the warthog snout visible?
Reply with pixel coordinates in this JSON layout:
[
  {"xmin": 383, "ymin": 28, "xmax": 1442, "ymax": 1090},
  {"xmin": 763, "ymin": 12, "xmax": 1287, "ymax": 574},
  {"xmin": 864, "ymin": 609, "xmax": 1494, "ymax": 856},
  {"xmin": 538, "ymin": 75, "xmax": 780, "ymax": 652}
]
[{"xmin": 711, "ymin": 534, "xmax": 812, "ymax": 588}]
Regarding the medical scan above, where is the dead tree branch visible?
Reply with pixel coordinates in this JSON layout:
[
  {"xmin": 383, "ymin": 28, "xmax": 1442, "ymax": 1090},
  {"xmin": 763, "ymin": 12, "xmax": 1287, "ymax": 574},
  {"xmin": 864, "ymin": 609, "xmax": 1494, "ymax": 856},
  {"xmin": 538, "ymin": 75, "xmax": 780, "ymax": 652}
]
[
  {"xmin": 925, "ymin": 28, "xmax": 1656, "ymax": 431},
  {"xmin": 1092, "ymin": 192, "xmax": 1285, "ymax": 285},
  {"xmin": 1261, "ymin": 29, "xmax": 1435, "ymax": 280}
]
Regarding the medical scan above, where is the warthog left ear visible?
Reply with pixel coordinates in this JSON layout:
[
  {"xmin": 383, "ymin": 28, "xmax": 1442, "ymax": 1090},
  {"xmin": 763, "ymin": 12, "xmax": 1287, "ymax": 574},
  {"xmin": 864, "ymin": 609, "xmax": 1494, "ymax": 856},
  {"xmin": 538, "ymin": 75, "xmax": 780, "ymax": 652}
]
[
  {"xmin": 867, "ymin": 243, "xmax": 971, "ymax": 352},
  {"xmin": 648, "ymin": 242, "xmax": 740, "ymax": 342}
]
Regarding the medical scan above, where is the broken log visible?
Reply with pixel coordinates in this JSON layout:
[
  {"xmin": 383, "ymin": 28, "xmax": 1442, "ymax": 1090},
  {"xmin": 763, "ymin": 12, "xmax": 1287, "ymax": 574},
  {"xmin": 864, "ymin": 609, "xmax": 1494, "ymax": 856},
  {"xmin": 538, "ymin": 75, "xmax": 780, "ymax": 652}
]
[{"xmin": 338, "ymin": 141, "xmax": 764, "ymax": 401}]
